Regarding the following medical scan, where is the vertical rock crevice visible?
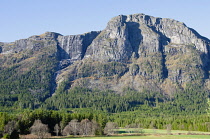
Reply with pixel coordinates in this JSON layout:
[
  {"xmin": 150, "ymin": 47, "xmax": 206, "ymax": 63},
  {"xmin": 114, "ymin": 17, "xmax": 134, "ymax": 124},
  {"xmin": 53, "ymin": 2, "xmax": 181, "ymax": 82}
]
[
  {"xmin": 52, "ymin": 31, "xmax": 100, "ymax": 95},
  {"xmin": 146, "ymin": 25, "xmax": 170, "ymax": 79},
  {"xmin": 81, "ymin": 31, "xmax": 101, "ymax": 59},
  {"xmin": 126, "ymin": 22, "xmax": 142, "ymax": 59},
  {"xmin": 0, "ymin": 46, "xmax": 2, "ymax": 53},
  {"xmin": 57, "ymin": 31, "xmax": 100, "ymax": 62}
]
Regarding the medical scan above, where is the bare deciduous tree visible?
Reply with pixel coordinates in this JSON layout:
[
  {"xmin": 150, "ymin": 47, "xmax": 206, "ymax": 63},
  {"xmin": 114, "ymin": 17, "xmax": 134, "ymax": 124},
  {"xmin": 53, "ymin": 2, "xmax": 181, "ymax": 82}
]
[
  {"xmin": 125, "ymin": 123, "xmax": 143, "ymax": 134},
  {"xmin": 135, "ymin": 124, "xmax": 144, "ymax": 134},
  {"xmin": 4, "ymin": 120, "xmax": 16, "ymax": 135},
  {"xmin": 62, "ymin": 119, "xmax": 80, "ymax": 136},
  {"xmin": 104, "ymin": 122, "xmax": 118, "ymax": 135},
  {"xmin": 69, "ymin": 119, "xmax": 80, "ymax": 136},
  {"xmin": 80, "ymin": 119, "xmax": 92, "ymax": 136},
  {"xmin": 4, "ymin": 120, "xmax": 19, "ymax": 139},
  {"xmin": 62, "ymin": 124, "xmax": 71, "ymax": 136},
  {"xmin": 125, "ymin": 124, "xmax": 132, "ymax": 134},
  {"xmin": 59, "ymin": 121, "xmax": 65, "ymax": 132},
  {"xmin": 30, "ymin": 119, "xmax": 49, "ymax": 139},
  {"xmin": 62, "ymin": 119, "xmax": 101, "ymax": 137},
  {"xmin": 54, "ymin": 124, "xmax": 60, "ymax": 136}
]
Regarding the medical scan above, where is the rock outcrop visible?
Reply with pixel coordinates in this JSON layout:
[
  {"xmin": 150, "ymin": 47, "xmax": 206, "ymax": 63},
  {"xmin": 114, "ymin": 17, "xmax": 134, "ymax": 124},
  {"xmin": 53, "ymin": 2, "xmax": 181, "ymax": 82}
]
[
  {"xmin": 84, "ymin": 14, "xmax": 209, "ymax": 61},
  {"xmin": 57, "ymin": 31, "xmax": 100, "ymax": 63},
  {"xmin": 84, "ymin": 15, "xmax": 133, "ymax": 62},
  {"xmin": 80, "ymin": 14, "xmax": 210, "ymax": 92},
  {"xmin": 1, "ymin": 32, "xmax": 61, "ymax": 54},
  {"xmin": 0, "ymin": 13, "xmax": 210, "ymax": 96}
]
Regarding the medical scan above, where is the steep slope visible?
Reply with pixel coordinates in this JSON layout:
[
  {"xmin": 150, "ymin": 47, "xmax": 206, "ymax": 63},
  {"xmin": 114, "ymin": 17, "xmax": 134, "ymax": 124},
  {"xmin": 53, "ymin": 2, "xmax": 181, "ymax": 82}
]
[
  {"xmin": 0, "ymin": 32, "xmax": 59, "ymax": 109},
  {"xmin": 0, "ymin": 31, "xmax": 100, "ymax": 109},
  {"xmin": 0, "ymin": 13, "xmax": 210, "ymax": 112},
  {"xmin": 57, "ymin": 31, "xmax": 100, "ymax": 60},
  {"xmin": 56, "ymin": 14, "xmax": 210, "ymax": 95}
]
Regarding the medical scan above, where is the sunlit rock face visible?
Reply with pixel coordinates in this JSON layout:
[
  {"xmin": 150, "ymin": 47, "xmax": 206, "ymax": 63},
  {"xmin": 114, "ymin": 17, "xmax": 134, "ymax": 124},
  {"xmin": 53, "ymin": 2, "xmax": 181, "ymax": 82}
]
[{"xmin": 1, "ymin": 13, "xmax": 210, "ymax": 96}]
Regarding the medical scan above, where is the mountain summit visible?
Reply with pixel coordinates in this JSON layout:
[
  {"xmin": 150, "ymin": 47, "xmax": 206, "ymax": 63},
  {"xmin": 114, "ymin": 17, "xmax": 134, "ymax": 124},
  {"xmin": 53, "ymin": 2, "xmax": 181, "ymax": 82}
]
[{"xmin": 0, "ymin": 13, "xmax": 210, "ymax": 109}]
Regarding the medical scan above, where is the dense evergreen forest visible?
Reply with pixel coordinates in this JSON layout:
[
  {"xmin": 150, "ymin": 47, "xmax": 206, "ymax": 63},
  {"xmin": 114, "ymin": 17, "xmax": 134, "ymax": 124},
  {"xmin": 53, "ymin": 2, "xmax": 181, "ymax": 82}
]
[
  {"xmin": 0, "ymin": 45, "xmax": 58, "ymax": 111},
  {"xmin": 0, "ymin": 84, "xmax": 209, "ymax": 138},
  {"xmin": 0, "ymin": 47, "xmax": 209, "ymax": 138},
  {"xmin": 42, "ymin": 82, "xmax": 208, "ymax": 115},
  {"xmin": 1, "ymin": 108, "xmax": 210, "ymax": 138},
  {"xmin": 0, "ymin": 29, "xmax": 210, "ymax": 138}
]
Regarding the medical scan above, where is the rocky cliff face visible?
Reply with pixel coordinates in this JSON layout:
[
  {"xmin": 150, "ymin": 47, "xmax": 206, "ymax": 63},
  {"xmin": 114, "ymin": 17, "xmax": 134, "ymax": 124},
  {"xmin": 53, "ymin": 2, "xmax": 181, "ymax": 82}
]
[
  {"xmin": 0, "ymin": 13, "xmax": 210, "ymax": 98},
  {"xmin": 1, "ymin": 32, "xmax": 60, "ymax": 54},
  {"xmin": 85, "ymin": 14, "xmax": 209, "ymax": 60},
  {"xmin": 1, "ymin": 31, "xmax": 100, "ymax": 61},
  {"xmin": 80, "ymin": 14, "xmax": 210, "ymax": 94},
  {"xmin": 57, "ymin": 31, "xmax": 100, "ymax": 61}
]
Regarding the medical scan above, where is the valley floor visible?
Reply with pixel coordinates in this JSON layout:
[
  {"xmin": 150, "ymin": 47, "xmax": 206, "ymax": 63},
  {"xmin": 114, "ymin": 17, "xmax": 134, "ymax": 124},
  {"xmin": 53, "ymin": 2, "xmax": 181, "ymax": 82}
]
[
  {"xmin": 51, "ymin": 129, "xmax": 210, "ymax": 139},
  {"xmin": 56, "ymin": 135, "xmax": 210, "ymax": 139}
]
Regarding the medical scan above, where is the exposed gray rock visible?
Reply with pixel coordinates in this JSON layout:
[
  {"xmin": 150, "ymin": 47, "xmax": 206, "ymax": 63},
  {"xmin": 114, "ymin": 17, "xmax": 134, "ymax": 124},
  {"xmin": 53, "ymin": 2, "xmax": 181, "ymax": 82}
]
[
  {"xmin": 1, "ymin": 13, "xmax": 210, "ymax": 95},
  {"xmin": 69, "ymin": 13, "xmax": 209, "ymax": 93},
  {"xmin": 85, "ymin": 13, "xmax": 209, "ymax": 62},
  {"xmin": 126, "ymin": 14, "xmax": 209, "ymax": 54},
  {"xmin": 84, "ymin": 15, "xmax": 134, "ymax": 62},
  {"xmin": 1, "ymin": 32, "xmax": 61, "ymax": 54},
  {"xmin": 57, "ymin": 31, "xmax": 100, "ymax": 61}
]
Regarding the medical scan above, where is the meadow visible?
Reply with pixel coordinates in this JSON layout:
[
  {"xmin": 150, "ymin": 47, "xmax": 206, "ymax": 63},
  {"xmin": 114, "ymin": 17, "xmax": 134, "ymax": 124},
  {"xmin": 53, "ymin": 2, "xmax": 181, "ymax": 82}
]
[
  {"xmin": 56, "ymin": 128, "xmax": 210, "ymax": 139},
  {"xmin": 57, "ymin": 135, "xmax": 210, "ymax": 139}
]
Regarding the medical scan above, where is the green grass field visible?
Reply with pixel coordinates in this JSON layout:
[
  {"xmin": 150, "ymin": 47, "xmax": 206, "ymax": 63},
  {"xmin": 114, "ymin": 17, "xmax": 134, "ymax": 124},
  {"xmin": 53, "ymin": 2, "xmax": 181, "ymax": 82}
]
[
  {"xmin": 133, "ymin": 129, "xmax": 210, "ymax": 134},
  {"xmin": 56, "ymin": 128, "xmax": 210, "ymax": 139},
  {"xmin": 58, "ymin": 135, "xmax": 210, "ymax": 139},
  {"xmin": 117, "ymin": 128, "xmax": 210, "ymax": 135}
]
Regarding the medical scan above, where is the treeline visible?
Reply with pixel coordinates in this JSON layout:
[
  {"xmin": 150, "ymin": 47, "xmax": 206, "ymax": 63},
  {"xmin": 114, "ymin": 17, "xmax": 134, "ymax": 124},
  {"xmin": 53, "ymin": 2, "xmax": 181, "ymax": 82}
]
[
  {"xmin": 43, "ymin": 83, "xmax": 208, "ymax": 115},
  {"xmin": 1, "ymin": 109, "xmax": 210, "ymax": 138},
  {"xmin": 44, "ymin": 87, "xmax": 131, "ymax": 112},
  {"xmin": 111, "ymin": 110, "xmax": 210, "ymax": 131},
  {"xmin": 0, "ymin": 109, "xmax": 107, "ymax": 138}
]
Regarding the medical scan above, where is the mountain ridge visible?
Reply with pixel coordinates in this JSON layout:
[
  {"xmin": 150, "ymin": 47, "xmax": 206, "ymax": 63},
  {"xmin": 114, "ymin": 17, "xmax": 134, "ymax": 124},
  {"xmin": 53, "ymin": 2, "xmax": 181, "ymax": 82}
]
[{"xmin": 0, "ymin": 13, "xmax": 210, "ymax": 110}]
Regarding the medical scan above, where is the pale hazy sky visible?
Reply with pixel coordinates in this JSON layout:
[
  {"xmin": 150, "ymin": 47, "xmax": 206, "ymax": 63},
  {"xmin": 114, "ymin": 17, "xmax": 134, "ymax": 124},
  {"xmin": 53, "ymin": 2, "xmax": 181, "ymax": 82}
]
[{"xmin": 1, "ymin": 0, "xmax": 210, "ymax": 42}]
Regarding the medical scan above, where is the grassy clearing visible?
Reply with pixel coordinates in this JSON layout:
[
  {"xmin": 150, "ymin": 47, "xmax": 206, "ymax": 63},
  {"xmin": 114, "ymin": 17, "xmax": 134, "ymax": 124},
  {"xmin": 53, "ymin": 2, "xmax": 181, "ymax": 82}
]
[
  {"xmin": 118, "ymin": 128, "xmax": 210, "ymax": 135},
  {"xmin": 56, "ymin": 128, "xmax": 210, "ymax": 139},
  {"xmin": 57, "ymin": 135, "xmax": 210, "ymax": 139},
  {"xmin": 141, "ymin": 129, "xmax": 210, "ymax": 134}
]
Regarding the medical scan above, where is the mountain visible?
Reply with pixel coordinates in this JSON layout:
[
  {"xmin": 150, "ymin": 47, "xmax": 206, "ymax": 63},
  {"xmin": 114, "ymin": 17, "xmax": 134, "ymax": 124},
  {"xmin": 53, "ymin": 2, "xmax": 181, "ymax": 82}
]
[{"xmin": 0, "ymin": 13, "xmax": 209, "ymax": 112}]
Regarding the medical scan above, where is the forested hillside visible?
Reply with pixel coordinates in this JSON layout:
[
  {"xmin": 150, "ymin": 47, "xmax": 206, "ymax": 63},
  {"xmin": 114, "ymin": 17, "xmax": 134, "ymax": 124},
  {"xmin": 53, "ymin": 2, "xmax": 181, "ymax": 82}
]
[
  {"xmin": 1, "ymin": 13, "xmax": 210, "ymax": 139},
  {"xmin": 0, "ymin": 13, "xmax": 209, "ymax": 115}
]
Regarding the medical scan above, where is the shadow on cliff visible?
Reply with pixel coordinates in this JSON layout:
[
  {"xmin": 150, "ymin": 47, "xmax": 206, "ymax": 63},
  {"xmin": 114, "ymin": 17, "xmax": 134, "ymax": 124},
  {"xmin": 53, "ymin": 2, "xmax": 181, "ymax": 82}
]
[
  {"xmin": 126, "ymin": 21, "xmax": 170, "ymax": 79},
  {"xmin": 188, "ymin": 28, "xmax": 210, "ymax": 79},
  {"xmin": 50, "ymin": 45, "xmax": 71, "ymax": 96},
  {"xmin": 126, "ymin": 22, "xmax": 142, "ymax": 58},
  {"xmin": 57, "ymin": 45, "xmax": 70, "ymax": 60},
  {"xmin": 81, "ymin": 31, "xmax": 101, "ymax": 59},
  {"xmin": 200, "ymin": 52, "xmax": 210, "ymax": 79},
  {"xmin": 146, "ymin": 22, "xmax": 170, "ymax": 79}
]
